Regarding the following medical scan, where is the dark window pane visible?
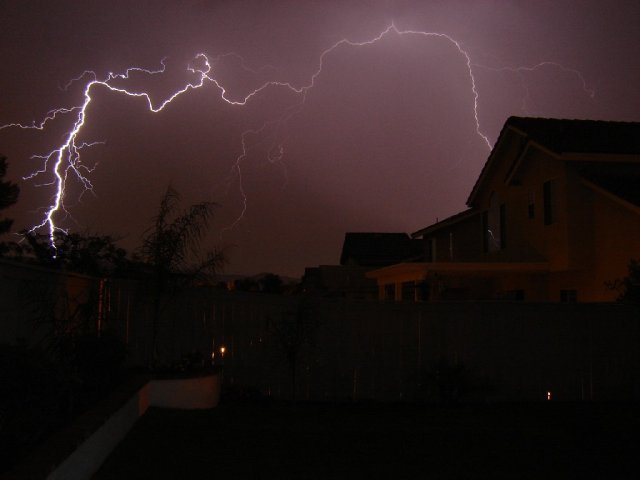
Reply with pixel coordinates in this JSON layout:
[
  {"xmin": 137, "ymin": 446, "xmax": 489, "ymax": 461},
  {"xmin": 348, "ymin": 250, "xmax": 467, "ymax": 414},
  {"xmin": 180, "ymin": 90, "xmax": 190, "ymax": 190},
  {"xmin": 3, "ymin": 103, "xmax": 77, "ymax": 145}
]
[
  {"xmin": 401, "ymin": 282, "xmax": 415, "ymax": 302},
  {"xmin": 544, "ymin": 180, "xmax": 556, "ymax": 225},
  {"xmin": 384, "ymin": 284, "xmax": 395, "ymax": 301},
  {"xmin": 500, "ymin": 203, "xmax": 507, "ymax": 249},
  {"xmin": 528, "ymin": 190, "xmax": 535, "ymax": 219}
]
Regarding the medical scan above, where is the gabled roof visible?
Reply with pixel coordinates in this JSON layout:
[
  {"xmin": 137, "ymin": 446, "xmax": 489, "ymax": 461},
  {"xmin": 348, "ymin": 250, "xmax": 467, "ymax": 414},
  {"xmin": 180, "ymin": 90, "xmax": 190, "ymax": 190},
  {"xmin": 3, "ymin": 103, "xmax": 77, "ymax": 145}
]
[
  {"xmin": 467, "ymin": 116, "xmax": 640, "ymax": 206},
  {"xmin": 340, "ymin": 232, "xmax": 423, "ymax": 267}
]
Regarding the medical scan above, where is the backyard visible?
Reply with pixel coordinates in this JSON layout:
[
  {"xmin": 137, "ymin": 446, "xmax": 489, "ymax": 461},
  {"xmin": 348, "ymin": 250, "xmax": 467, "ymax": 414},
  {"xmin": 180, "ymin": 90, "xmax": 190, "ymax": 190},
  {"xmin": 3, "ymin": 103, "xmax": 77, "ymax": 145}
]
[{"xmin": 93, "ymin": 400, "xmax": 640, "ymax": 479}]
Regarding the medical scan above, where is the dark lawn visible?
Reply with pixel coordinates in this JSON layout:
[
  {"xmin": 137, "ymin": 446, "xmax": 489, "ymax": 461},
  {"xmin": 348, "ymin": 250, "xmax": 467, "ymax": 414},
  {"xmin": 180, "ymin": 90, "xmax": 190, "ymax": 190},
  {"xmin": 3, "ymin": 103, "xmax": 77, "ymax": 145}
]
[{"xmin": 93, "ymin": 401, "xmax": 640, "ymax": 479}]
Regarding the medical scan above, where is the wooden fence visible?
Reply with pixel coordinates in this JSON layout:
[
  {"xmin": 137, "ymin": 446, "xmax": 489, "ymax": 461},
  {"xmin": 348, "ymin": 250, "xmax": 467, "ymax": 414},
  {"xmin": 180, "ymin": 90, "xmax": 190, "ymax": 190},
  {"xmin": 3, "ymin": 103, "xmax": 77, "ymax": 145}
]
[{"xmin": 2, "ymin": 259, "xmax": 639, "ymax": 401}]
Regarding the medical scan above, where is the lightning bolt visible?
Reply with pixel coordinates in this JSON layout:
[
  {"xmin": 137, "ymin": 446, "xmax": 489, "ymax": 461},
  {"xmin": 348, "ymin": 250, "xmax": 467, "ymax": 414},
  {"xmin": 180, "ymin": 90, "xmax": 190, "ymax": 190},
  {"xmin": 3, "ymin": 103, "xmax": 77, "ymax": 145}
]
[
  {"xmin": 0, "ymin": 23, "xmax": 593, "ymax": 249},
  {"xmin": 472, "ymin": 61, "xmax": 595, "ymax": 113}
]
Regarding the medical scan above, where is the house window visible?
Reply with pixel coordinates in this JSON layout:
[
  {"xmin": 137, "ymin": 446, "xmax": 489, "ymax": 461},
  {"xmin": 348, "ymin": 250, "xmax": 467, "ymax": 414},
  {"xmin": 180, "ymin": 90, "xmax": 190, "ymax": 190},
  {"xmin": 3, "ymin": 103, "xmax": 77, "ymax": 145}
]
[
  {"xmin": 384, "ymin": 284, "xmax": 395, "ymax": 301},
  {"xmin": 528, "ymin": 190, "xmax": 535, "ymax": 219},
  {"xmin": 499, "ymin": 204, "xmax": 507, "ymax": 249},
  {"xmin": 543, "ymin": 180, "xmax": 556, "ymax": 225},
  {"xmin": 503, "ymin": 290, "xmax": 525, "ymax": 301},
  {"xmin": 401, "ymin": 282, "xmax": 415, "ymax": 302},
  {"xmin": 560, "ymin": 289, "xmax": 577, "ymax": 303},
  {"xmin": 416, "ymin": 282, "xmax": 429, "ymax": 301}
]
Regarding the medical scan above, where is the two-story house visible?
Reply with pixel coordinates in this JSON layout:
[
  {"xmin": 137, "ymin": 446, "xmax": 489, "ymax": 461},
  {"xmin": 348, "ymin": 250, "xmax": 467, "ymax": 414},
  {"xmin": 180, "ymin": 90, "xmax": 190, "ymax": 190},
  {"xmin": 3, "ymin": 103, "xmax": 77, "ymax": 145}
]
[{"xmin": 367, "ymin": 116, "xmax": 640, "ymax": 302}]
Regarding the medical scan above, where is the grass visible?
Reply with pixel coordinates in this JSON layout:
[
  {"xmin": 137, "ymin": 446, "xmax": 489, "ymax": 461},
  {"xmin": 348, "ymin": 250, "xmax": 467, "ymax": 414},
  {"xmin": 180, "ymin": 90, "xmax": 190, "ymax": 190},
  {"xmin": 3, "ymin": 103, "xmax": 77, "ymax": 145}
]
[{"xmin": 93, "ymin": 400, "xmax": 640, "ymax": 479}]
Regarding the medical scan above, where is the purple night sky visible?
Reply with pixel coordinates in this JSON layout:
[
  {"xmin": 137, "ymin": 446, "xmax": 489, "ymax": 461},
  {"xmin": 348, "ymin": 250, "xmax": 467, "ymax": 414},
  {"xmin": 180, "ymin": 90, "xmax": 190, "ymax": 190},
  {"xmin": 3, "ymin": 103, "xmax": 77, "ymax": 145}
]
[{"xmin": 1, "ymin": 1, "xmax": 639, "ymax": 277}]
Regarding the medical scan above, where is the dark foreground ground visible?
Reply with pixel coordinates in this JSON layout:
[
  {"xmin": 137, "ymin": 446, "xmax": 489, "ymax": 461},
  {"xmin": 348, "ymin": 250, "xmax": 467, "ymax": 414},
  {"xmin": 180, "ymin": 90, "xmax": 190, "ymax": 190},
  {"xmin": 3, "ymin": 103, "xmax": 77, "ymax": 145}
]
[{"xmin": 93, "ymin": 401, "xmax": 640, "ymax": 479}]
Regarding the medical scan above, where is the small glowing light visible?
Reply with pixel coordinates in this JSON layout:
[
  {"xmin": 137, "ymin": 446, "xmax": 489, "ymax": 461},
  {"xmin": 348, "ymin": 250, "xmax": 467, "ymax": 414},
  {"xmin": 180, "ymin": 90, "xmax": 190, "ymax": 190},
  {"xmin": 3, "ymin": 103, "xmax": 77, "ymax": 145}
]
[
  {"xmin": 211, "ymin": 351, "xmax": 215, "ymax": 360},
  {"xmin": 547, "ymin": 391, "xmax": 552, "ymax": 401},
  {"xmin": 220, "ymin": 346, "xmax": 226, "ymax": 357}
]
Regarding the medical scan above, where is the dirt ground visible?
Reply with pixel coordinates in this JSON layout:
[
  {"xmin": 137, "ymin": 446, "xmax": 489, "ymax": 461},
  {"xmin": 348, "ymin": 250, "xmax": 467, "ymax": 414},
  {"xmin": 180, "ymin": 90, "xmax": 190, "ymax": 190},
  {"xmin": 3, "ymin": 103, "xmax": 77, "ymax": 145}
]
[{"xmin": 93, "ymin": 401, "xmax": 640, "ymax": 479}]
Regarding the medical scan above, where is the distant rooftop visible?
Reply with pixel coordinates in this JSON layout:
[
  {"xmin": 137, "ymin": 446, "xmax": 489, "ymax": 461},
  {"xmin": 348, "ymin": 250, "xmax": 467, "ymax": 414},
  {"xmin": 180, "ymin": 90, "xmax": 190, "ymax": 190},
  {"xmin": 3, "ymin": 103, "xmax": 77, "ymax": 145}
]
[
  {"xmin": 412, "ymin": 209, "xmax": 478, "ymax": 238},
  {"xmin": 340, "ymin": 232, "xmax": 423, "ymax": 267}
]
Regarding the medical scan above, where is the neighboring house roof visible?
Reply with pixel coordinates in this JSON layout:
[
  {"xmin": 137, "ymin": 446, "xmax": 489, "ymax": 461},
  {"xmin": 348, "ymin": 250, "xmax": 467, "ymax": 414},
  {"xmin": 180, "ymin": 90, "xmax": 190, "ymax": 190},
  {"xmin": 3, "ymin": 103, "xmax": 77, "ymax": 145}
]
[
  {"xmin": 340, "ymin": 232, "xmax": 423, "ymax": 267},
  {"xmin": 411, "ymin": 209, "xmax": 478, "ymax": 238},
  {"xmin": 467, "ymin": 116, "xmax": 640, "ymax": 206}
]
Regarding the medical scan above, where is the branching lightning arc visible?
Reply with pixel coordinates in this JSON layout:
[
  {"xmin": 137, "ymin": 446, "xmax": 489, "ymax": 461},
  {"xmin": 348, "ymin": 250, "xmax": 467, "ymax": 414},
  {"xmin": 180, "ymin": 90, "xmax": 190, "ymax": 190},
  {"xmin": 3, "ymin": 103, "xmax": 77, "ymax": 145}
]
[{"xmin": 0, "ymin": 23, "xmax": 593, "ymax": 248}]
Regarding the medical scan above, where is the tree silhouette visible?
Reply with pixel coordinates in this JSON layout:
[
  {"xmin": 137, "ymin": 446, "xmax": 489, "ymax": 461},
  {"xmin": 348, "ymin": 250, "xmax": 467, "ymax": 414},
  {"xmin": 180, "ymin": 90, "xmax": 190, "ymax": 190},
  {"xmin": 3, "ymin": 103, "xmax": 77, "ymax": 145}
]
[
  {"xmin": 0, "ymin": 155, "xmax": 19, "ymax": 237},
  {"xmin": 269, "ymin": 299, "xmax": 317, "ymax": 402},
  {"xmin": 16, "ymin": 231, "xmax": 128, "ymax": 276},
  {"xmin": 234, "ymin": 276, "xmax": 259, "ymax": 292},
  {"xmin": 259, "ymin": 273, "xmax": 284, "ymax": 294},
  {"xmin": 617, "ymin": 259, "xmax": 640, "ymax": 304},
  {"xmin": 139, "ymin": 186, "xmax": 225, "ymax": 364}
]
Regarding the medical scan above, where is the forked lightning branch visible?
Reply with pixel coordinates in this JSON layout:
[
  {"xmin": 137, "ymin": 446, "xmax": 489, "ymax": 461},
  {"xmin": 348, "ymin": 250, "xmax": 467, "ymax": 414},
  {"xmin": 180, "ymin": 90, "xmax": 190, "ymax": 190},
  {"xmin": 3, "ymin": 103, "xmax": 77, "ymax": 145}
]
[{"xmin": 0, "ymin": 23, "xmax": 593, "ymax": 247}]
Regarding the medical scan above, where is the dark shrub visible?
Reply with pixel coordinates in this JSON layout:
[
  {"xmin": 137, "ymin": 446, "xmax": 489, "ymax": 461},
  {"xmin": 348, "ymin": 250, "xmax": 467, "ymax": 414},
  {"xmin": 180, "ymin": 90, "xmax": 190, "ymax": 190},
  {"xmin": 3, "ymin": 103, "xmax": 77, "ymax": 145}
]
[
  {"xmin": 418, "ymin": 358, "xmax": 471, "ymax": 404},
  {"xmin": 0, "ymin": 344, "xmax": 75, "ymax": 472},
  {"xmin": 71, "ymin": 331, "xmax": 127, "ymax": 394}
]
